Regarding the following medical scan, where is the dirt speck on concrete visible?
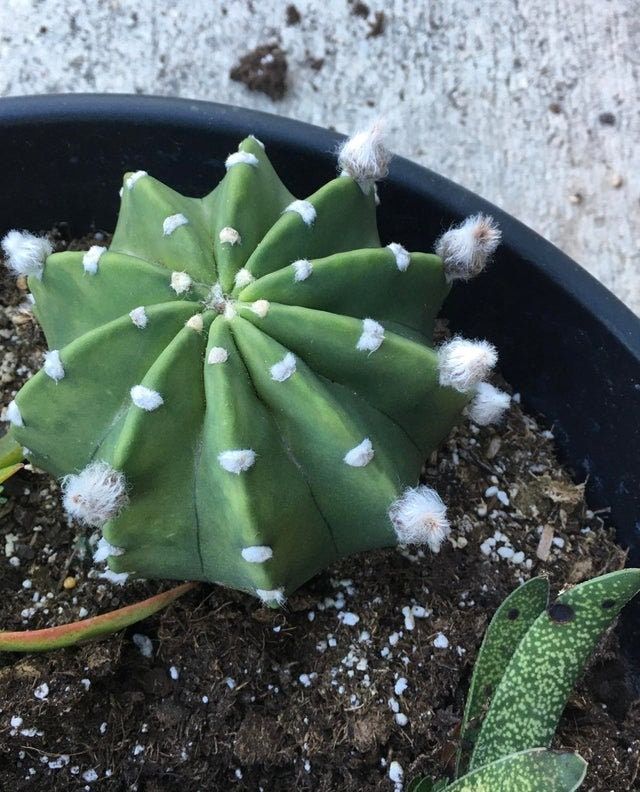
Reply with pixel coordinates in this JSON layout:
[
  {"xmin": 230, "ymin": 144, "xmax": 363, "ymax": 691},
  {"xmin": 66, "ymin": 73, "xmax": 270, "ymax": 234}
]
[
  {"xmin": 285, "ymin": 4, "xmax": 301, "ymax": 26},
  {"xmin": 367, "ymin": 11, "xmax": 386, "ymax": 38},
  {"xmin": 230, "ymin": 43, "xmax": 288, "ymax": 101}
]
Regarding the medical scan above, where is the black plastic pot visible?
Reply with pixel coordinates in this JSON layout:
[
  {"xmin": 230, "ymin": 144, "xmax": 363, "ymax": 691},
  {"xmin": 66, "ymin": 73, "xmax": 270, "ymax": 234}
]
[{"xmin": 2, "ymin": 94, "xmax": 639, "ymax": 654}]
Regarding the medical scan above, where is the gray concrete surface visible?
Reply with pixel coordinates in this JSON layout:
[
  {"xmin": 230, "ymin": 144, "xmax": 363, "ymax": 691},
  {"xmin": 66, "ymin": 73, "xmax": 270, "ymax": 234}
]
[{"xmin": 0, "ymin": 0, "xmax": 638, "ymax": 313}]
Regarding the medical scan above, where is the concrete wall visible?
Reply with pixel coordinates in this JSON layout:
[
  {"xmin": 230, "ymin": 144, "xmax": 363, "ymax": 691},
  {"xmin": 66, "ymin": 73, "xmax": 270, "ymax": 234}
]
[{"xmin": 1, "ymin": 0, "xmax": 637, "ymax": 312}]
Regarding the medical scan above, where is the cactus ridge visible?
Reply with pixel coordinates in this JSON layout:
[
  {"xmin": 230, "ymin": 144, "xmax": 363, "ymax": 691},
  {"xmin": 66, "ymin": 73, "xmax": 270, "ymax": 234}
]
[{"xmin": 7, "ymin": 132, "xmax": 500, "ymax": 602}]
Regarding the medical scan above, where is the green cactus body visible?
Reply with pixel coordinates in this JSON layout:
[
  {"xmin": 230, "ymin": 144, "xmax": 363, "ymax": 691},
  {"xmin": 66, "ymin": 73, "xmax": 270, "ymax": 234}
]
[
  {"xmin": 6, "ymin": 130, "xmax": 503, "ymax": 602},
  {"xmin": 456, "ymin": 576, "xmax": 549, "ymax": 776},
  {"xmin": 469, "ymin": 569, "xmax": 640, "ymax": 770}
]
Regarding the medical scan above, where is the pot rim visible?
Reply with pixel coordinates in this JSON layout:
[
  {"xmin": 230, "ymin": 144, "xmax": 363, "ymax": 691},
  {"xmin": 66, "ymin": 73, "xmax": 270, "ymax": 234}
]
[{"xmin": 0, "ymin": 91, "xmax": 638, "ymax": 360}]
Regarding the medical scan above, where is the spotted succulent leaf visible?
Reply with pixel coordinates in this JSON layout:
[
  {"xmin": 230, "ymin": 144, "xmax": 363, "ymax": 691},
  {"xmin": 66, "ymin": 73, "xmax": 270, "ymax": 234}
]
[
  {"xmin": 5, "ymin": 128, "xmax": 503, "ymax": 602},
  {"xmin": 444, "ymin": 749, "xmax": 586, "ymax": 792},
  {"xmin": 469, "ymin": 569, "xmax": 640, "ymax": 770},
  {"xmin": 456, "ymin": 576, "xmax": 549, "ymax": 776}
]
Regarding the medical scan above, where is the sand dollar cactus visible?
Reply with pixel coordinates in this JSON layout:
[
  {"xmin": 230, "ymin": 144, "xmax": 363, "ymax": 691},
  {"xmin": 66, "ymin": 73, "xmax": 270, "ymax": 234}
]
[{"xmin": 2, "ymin": 124, "xmax": 506, "ymax": 603}]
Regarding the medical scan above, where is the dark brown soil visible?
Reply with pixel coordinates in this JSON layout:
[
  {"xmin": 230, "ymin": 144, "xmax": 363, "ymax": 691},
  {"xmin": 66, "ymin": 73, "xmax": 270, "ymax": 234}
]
[
  {"xmin": 230, "ymin": 44, "xmax": 288, "ymax": 101},
  {"xmin": 0, "ymin": 231, "xmax": 639, "ymax": 791}
]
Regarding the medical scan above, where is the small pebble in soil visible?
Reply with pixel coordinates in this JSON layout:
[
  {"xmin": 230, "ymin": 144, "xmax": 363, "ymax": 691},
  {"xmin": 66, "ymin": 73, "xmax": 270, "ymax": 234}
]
[
  {"xmin": 394, "ymin": 677, "xmax": 408, "ymax": 696},
  {"xmin": 33, "ymin": 682, "xmax": 49, "ymax": 700},
  {"xmin": 433, "ymin": 633, "xmax": 449, "ymax": 649},
  {"xmin": 389, "ymin": 760, "xmax": 404, "ymax": 783},
  {"xmin": 132, "ymin": 633, "xmax": 153, "ymax": 658}
]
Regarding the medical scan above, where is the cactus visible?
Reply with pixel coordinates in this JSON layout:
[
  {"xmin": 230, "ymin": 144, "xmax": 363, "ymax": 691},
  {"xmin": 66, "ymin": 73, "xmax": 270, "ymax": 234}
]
[{"xmin": 2, "ymin": 124, "xmax": 507, "ymax": 603}]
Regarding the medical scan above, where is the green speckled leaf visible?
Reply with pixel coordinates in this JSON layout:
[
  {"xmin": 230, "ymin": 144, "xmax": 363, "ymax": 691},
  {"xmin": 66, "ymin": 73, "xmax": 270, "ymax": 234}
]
[
  {"xmin": 456, "ymin": 577, "xmax": 549, "ymax": 777},
  {"xmin": 445, "ymin": 749, "xmax": 586, "ymax": 792},
  {"xmin": 407, "ymin": 778, "xmax": 448, "ymax": 792},
  {"xmin": 470, "ymin": 569, "xmax": 640, "ymax": 770}
]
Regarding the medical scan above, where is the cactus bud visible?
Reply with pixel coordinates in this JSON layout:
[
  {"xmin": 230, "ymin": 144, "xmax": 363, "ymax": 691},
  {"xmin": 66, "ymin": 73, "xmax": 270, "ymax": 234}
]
[
  {"xmin": 1, "ymin": 230, "xmax": 52, "ymax": 279},
  {"xmin": 388, "ymin": 486, "xmax": 450, "ymax": 551},
  {"xmin": 436, "ymin": 214, "xmax": 501, "ymax": 282},
  {"xmin": 438, "ymin": 337, "xmax": 497, "ymax": 393},
  {"xmin": 468, "ymin": 382, "xmax": 511, "ymax": 425},
  {"xmin": 62, "ymin": 462, "xmax": 128, "ymax": 528}
]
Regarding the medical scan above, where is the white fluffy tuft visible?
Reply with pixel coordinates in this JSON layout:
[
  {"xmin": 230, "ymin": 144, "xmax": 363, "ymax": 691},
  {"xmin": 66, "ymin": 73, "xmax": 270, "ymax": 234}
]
[
  {"xmin": 208, "ymin": 346, "xmax": 229, "ymax": 364},
  {"xmin": 338, "ymin": 120, "xmax": 391, "ymax": 192},
  {"xmin": 256, "ymin": 587, "xmax": 286, "ymax": 605},
  {"xmin": 130, "ymin": 385, "xmax": 164, "ymax": 411},
  {"xmin": 163, "ymin": 213, "xmax": 189, "ymax": 236},
  {"xmin": 62, "ymin": 461, "xmax": 128, "ymax": 528},
  {"xmin": 438, "ymin": 336, "xmax": 497, "ymax": 393},
  {"xmin": 82, "ymin": 245, "xmax": 106, "ymax": 275},
  {"xmin": 225, "ymin": 151, "xmax": 259, "ymax": 169},
  {"xmin": 93, "ymin": 536, "xmax": 125, "ymax": 563},
  {"xmin": 249, "ymin": 134, "xmax": 265, "ymax": 149},
  {"xmin": 170, "ymin": 271, "xmax": 192, "ymax": 295},
  {"xmin": 435, "ymin": 214, "xmax": 501, "ymax": 282},
  {"xmin": 219, "ymin": 226, "xmax": 241, "ymax": 245},
  {"xmin": 99, "ymin": 569, "xmax": 129, "ymax": 585},
  {"xmin": 356, "ymin": 318, "xmax": 385, "ymax": 353},
  {"xmin": 388, "ymin": 486, "xmax": 450, "ymax": 551},
  {"xmin": 468, "ymin": 382, "xmax": 511, "ymax": 425},
  {"xmin": 185, "ymin": 313, "xmax": 204, "ymax": 332},
  {"xmin": 43, "ymin": 350, "xmax": 65, "ymax": 381},
  {"xmin": 126, "ymin": 170, "xmax": 147, "ymax": 189},
  {"xmin": 251, "ymin": 299, "xmax": 270, "ymax": 318},
  {"xmin": 292, "ymin": 259, "xmax": 313, "ymax": 282},
  {"xmin": 234, "ymin": 267, "xmax": 255, "ymax": 288},
  {"xmin": 218, "ymin": 449, "xmax": 256, "ymax": 474},
  {"xmin": 6, "ymin": 400, "xmax": 23, "ymax": 427},
  {"xmin": 270, "ymin": 352, "xmax": 296, "ymax": 382},
  {"xmin": 386, "ymin": 242, "xmax": 411, "ymax": 272},
  {"xmin": 241, "ymin": 546, "xmax": 273, "ymax": 563},
  {"xmin": 283, "ymin": 200, "xmax": 316, "ymax": 226},
  {"xmin": 1, "ymin": 231, "xmax": 53, "ymax": 279},
  {"xmin": 344, "ymin": 437, "xmax": 374, "ymax": 467},
  {"xmin": 129, "ymin": 306, "xmax": 148, "ymax": 328}
]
